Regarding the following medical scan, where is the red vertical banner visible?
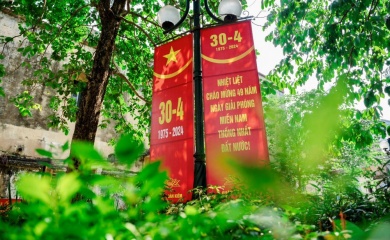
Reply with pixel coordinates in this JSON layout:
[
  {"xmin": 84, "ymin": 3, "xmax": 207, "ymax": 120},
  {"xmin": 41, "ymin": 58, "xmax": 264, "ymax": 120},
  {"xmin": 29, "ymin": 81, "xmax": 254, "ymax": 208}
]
[
  {"xmin": 201, "ymin": 21, "xmax": 269, "ymax": 192},
  {"xmin": 150, "ymin": 34, "xmax": 194, "ymax": 202}
]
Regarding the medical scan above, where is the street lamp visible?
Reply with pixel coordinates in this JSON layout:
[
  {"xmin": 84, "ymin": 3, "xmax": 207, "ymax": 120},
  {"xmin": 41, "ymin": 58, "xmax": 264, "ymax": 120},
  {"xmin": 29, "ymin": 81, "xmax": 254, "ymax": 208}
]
[
  {"xmin": 157, "ymin": 0, "xmax": 242, "ymax": 191},
  {"xmin": 218, "ymin": 0, "xmax": 243, "ymax": 22}
]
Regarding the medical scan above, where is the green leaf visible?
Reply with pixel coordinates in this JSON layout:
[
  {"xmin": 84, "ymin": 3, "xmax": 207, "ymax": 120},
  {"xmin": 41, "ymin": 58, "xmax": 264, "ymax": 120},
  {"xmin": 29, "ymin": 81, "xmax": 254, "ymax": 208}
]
[
  {"xmin": 356, "ymin": 111, "xmax": 362, "ymax": 119},
  {"xmin": 71, "ymin": 141, "xmax": 105, "ymax": 162},
  {"xmin": 333, "ymin": 220, "xmax": 364, "ymax": 239},
  {"xmin": 70, "ymin": 141, "xmax": 110, "ymax": 170},
  {"xmin": 185, "ymin": 206, "xmax": 198, "ymax": 216},
  {"xmin": 302, "ymin": 75, "xmax": 348, "ymax": 170},
  {"xmin": 17, "ymin": 174, "xmax": 52, "ymax": 204},
  {"xmin": 61, "ymin": 141, "xmax": 70, "ymax": 152},
  {"xmin": 369, "ymin": 222, "xmax": 390, "ymax": 239},
  {"xmin": 136, "ymin": 161, "xmax": 167, "ymax": 190},
  {"xmin": 114, "ymin": 133, "xmax": 144, "ymax": 166},
  {"xmin": 0, "ymin": 87, "xmax": 4, "ymax": 97},
  {"xmin": 56, "ymin": 173, "xmax": 81, "ymax": 203},
  {"xmin": 4, "ymin": 37, "xmax": 13, "ymax": 42},
  {"xmin": 364, "ymin": 91, "xmax": 375, "ymax": 108},
  {"xmin": 36, "ymin": 148, "xmax": 53, "ymax": 158},
  {"xmin": 384, "ymin": 86, "xmax": 390, "ymax": 96}
]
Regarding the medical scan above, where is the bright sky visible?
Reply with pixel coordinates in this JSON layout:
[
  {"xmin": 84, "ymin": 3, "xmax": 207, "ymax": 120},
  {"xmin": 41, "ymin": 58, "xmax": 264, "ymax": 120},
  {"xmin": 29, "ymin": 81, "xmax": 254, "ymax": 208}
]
[{"xmin": 246, "ymin": 0, "xmax": 390, "ymax": 120}]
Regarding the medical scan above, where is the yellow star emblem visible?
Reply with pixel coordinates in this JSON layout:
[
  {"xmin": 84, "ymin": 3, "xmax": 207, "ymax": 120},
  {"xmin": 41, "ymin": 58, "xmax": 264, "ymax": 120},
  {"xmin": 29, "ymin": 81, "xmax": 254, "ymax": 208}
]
[{"xmin": 163, "ymin": 47, "xmax": 180, "ymax": 65}]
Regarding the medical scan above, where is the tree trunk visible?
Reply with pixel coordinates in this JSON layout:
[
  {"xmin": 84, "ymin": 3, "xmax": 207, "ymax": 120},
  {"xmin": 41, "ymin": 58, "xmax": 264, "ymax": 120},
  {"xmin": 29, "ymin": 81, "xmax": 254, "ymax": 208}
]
[{"xmin": 71, "ymin": 0, "xmax": 126, "ymax": 169}]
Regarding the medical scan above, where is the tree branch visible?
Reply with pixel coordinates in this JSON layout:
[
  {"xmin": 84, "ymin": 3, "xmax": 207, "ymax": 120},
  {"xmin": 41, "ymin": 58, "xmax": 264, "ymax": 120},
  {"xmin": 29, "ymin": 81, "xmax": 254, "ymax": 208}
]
[
  {"xmin": 101, "ymin": 0, "xmax": 111, "ymax": 10},
  {"xmin": 38, "ymin": 0, "xmax": 48, "ymax": 24},
  {"xmin": 366, "ymin": 0, "xmax": 379, "ymax": 22},
  {"xmin": 118, "ymin": 15, "xmax": 157, "ymax": 46},
  {"xmin": 126, "ymin": 1, "xmax": 131, "ymax": 16},
  {"xmin": 348, "ymin": 46, "xmax": 355, "ymax": 67},
  {"xmin": 338, "ymin": 8, "xmax": 351, "ymax": 24},
  {"xmin": 129, "ymin": 12, "xmax": 160, "ymax": 28},
  {"xmin": 112, "ymin": 63, "xmax": 151, "ymax": 104}
]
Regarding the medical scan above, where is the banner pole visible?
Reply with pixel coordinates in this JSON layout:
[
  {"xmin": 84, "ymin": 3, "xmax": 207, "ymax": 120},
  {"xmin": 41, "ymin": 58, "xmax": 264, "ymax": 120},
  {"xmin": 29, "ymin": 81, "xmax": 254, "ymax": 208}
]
[{"xmin": 193, "ymin": 0, "xmax": 207, "ymax": 194}]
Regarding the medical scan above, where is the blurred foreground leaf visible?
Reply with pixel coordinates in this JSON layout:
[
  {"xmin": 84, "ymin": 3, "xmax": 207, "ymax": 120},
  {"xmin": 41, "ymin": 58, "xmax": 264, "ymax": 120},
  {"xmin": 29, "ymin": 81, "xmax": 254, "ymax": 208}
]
[
  {"xmin": 56, "ymin": 173, "xmax": 82, "ymax": 203},
  {"xmin": 368, "ymin": 221, "xmax": 390, "ymax": 239},
  {"xmin": 115, "ymin": 133, "xmax": 144, "ymax": 166},
  {"xmin": 17, "ymin": 174, "xmax": 52, "ymax": 205},
  {"xmin": 70, "ymin": 141, "xmax": 110, "ymax": 170},
  {"xmin": 301, "ymin": 74, "xmax": 348, "ymax": 171}
]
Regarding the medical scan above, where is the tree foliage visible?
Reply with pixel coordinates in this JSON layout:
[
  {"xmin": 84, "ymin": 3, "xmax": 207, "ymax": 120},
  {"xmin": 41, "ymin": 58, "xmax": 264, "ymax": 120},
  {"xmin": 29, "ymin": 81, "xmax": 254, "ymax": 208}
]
[
  {"xmin": 263, "ymin": 88, "xmax": 386, "ymax": 190},
  {"xmin": 1, "ymin": 2, "xmax": 390, "ymax": 237},
  {"xmin": 1, "ymin": 132, "xmax": 390, "ymax": 239},
  {"xmin": 261, "ymin": 87, "xmax": 390, "ymax": 235},
  {"xmin": 0, "ymin": 0, "xmax": 248, "ymax": 147},
  {"xmin": 263, "ymin": 0, "xmax": 390, "ymax": 121},
  {"xmin": 0, "ymin": 0, "xmax": 166, "ymax": 143}
]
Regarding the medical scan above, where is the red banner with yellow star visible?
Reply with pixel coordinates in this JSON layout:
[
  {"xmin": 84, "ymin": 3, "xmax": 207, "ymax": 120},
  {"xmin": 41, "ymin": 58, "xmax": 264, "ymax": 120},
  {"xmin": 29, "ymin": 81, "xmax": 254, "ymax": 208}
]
[
  {"xmin": 201, "ymin": 20, "xmax": 269, "ymax": 193},
  {"xmin": 150, "ymin": 34, "xmax": 194, "ymax": 202}
]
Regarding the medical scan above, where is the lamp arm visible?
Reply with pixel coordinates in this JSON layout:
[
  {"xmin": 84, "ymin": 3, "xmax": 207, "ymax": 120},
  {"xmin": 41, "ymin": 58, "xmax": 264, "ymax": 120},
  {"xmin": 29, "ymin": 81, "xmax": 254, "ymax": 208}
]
[
  {"xmin": 163, "ymin": 0, "xmax": 191, "ymax": 34},
  {"xmin": 204, "ymin": 0, "xmax": 223, "ymax": 23}
]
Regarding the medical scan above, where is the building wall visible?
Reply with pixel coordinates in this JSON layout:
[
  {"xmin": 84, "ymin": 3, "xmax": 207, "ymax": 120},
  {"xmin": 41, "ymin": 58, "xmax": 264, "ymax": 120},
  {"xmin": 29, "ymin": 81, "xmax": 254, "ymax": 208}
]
[
  {"xmin": 0, "ymin": 11, "xmax": 147, "ymax": 200},
  {"xmin": 0, "ymin": 11, "xmax": 115, "ymax": 159}
]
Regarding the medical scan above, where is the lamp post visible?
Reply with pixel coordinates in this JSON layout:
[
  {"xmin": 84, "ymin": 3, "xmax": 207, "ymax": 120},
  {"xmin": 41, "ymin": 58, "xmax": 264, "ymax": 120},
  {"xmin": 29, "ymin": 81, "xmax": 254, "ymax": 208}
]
[{"xmin": 157, "ymin": 0, "xmax": 243, "ymax": 191}]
